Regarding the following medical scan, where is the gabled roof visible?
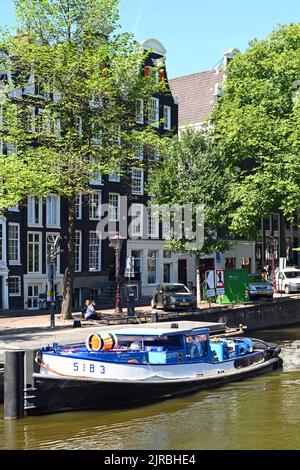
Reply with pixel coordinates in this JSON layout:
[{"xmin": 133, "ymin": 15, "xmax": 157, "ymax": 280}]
[{"xmin": 169, "ymin": 69, "xmax": 224, "ymax": 126}]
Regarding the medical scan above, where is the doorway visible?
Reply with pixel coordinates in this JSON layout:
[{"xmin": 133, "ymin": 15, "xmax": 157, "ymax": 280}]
[
  {"xmin": 163, "ymin": 264, "xmax": 171, "ymax": 283},
  {"xmin": 178, "ymin": 259, "xmax": 187, "ymax": 285}
]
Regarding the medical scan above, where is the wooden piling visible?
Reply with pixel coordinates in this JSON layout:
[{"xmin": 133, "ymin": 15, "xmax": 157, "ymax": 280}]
[{"xmin": 4, "ymin": 350, "xmax": 25, "ymax": 420}]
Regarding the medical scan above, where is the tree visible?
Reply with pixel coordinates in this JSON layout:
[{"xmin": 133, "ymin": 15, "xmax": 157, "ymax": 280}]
[
  {"xmin": 147, "ymin": 128, "xmax": 233, "ymax": 303},
  {"xmin": 0, "ymin": 0, "xmax": 164, "ymax": 318},
  {"xmin": 211, "ymin": 23, "xmax": 300, "ymax": 239}
]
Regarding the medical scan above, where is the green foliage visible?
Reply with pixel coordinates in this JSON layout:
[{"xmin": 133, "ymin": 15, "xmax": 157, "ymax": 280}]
[
  {"xmin": 0, "ymin": 0, "xmax": 165, "ymax": 209},
  {"xmin": 212, "ymin": 23, "xmax": 300, "ymax": 237},
  {"xmin": 148, "ymin": 128, "xmax": 233, "ymax": 255}
]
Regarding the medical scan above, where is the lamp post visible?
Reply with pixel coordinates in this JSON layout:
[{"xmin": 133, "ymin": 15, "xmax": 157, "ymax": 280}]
[
  {"xmin": 47, "ymin": 236, "xmax": 63, "ymax": 328},
  {"xmin": 109, "ymin": 232, "xmax": 125, "ymax": 314}
]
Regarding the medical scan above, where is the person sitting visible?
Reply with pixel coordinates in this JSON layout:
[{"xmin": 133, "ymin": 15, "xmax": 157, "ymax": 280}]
[
  {"xmin": 84, "ymin": 300, "xmax": 99, "ymax": 320},
  {"xmin": 81, "ymin": 299, "xmax": 90, "ymax": 319}
]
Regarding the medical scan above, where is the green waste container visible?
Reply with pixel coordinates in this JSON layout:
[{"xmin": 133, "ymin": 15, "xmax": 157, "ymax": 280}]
[{"xmin": 217, "ymin": 269, "xmax": 249, "ymax": 304}]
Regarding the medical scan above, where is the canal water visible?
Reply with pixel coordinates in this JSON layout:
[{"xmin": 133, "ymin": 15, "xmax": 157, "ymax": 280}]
[{"xmin": 0, "ymin": 326, "xmax": 300, "ymax": 450}]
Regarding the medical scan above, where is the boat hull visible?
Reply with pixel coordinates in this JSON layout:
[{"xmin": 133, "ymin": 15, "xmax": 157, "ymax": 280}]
[{"xmin": 28, "ymin": 356, "xmax": 282, "ymax": 415}]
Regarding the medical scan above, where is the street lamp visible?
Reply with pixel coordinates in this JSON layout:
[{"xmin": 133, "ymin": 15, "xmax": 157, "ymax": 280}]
[
  {"xmin": 109, "ymin": 232, "xmax": 125, "ymax": 314},
  {"xmin": 47, "ymin": 235, "xmax": 63, "ymax": 328}
]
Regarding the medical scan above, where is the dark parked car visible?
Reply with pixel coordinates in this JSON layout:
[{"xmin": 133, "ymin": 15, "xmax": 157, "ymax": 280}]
[{"xmin": 151, "ymin": 283, "xmax": 197, "ymax": 311}]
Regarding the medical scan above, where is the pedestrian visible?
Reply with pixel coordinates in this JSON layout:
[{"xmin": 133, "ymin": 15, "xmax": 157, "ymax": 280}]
[
  {"xmin": 81, "ymin": 299, "xmax": 90, "ymax": 319},
  {"xmin": 84, "ymin": 300, "xmax": 100, "ymax": 320}
]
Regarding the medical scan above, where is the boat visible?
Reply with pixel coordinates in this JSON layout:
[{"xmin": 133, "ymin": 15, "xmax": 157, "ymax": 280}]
[{"xmin": 30, "ymin": 324, "xmax": 282, "ymax": 415}]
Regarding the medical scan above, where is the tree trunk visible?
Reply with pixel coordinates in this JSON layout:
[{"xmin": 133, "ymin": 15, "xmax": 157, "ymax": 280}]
[
  {"xmin": 196, "ymin": 254, "xmax": 202, "ymax": 307},
  {"xmin": 61, "ymin": 197, "xmax": 76, "ymax": 320}
]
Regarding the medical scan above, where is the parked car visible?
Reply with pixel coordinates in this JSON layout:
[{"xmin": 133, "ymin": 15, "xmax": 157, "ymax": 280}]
[
  {"xmin": 151, "ymin": 283, "xmax": 197, "ymax": 311},
  {"xmin": 275, "ymin": 267, "xmax": 300, "ymax": 294},
  {"xmin": 248, "ymin": 275, "xmax": 273, "ymax": 300}
]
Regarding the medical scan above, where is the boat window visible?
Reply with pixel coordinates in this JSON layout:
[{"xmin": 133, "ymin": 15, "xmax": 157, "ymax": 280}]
[
  {"xmin": 144, "ymin": 335, "xmax": 182, "ymax": 350},
  {"xmin": 185, "ymin": 334, "xmax": 208, "ymax": 358}
]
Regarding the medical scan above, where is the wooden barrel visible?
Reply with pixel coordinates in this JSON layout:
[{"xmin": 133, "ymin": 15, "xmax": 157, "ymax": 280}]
[{"xmin": 86, "ymin": 333, "xmax": 117, "ymax": 351}]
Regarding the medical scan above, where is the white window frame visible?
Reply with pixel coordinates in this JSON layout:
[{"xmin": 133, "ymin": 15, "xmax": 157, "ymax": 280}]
[
  {"xmin": 148, "ymin": 207, "xmax": 159, "ymax": 239},
  {"xmin": 8, "ymin": 223, "xmax": 20, "ymax": 265},
  {"xmin": 130, "ymin": 204, "xmax": 144, "ymax": 238},
  {"xmin": 46, "ymin": 195, "xmax": 60, "ymax": 228},
  {"xmin": 131, "ymin": 168, "xmax": 144, "ymax": 195},
  {"xmin": 89, "ymin": 191, "xmax": 102, "ymax": 221},
  {"xmin": 89, "ymin": 157, "xmax": 103, "ymax": 186},
  {"xmin": 75, "ymin": 230, "xmax": 82, "ymax": 273},
  {"xmin": 108, "ymin": 193, "xmax": 120, "ymax": 222},
  {"xmin": 136, "ymin": 98, "xmax": 144, "ymax": 124},
  {"xmin": 8, "ymin": 276, "xmax": 21, "ymax": 297},
  {"xmin": 149, "ymin": 97, "xmax": 159, "ymax": 128},
  {"xmin": 109, "ymin": 169, "xmax": 121, "ymax": 182},
  {"xmin": 163, "ymin": 105, "xmax": 171, "ymax": 130},
  {"xmin": 28, "ymin": 196, "xmax": 43, "ymax": 227},
  {"xmin": 46, "ymin": 232, "xmax": 61, "ymax": 274},
  {"xmin": 134, "ymin": 145, "xmax": 144, "ymax": 161},
  {"xmin": 27, "ymin": 232, "xmax": 42, "ymax": 274},
  {"xmin": 89, "ymin": 231, "xmax": 101, "ymax": 272},
  {"xmin": 75, "ymin": 194, "xmax": 82, "ymax": 220}
]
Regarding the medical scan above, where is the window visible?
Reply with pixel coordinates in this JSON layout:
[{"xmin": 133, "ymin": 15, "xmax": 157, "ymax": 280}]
[
  {"xmin": 147, "ymin": 250, "xmax": 157, "ymax": 284},
  {"xmin": 109, "ymin": 169, "xmax": 121, "ymax": 182},
  {"xmin": 27, "ymin": 284, "xmax": 39, "ymax": 309},
  {"xmin": 8, "ymin": 276, "xmax": 21, "ymax": 297},
  {"xmin": 75, "ymin": 194, "xmax": 82, "ymax": 220},
  {"xmin": 8, "ymin": 223, "xmax": 20, "ymax": 264},
  {"xmin": 90, "ymin": 157, "xmax": 102, "ymax": 185},
  {"xmin": 89, "ymin": 191, "xmax": 101, "ymax": 220},
  {"xmin": 54, "ymin": 118, "xmax": 61, "ymax": 136},
  {"xmin": 145, "ymin": 145, "xmax": 158, "ymax": 162},
  {"xmin": 148, "ymin": 207, "xmax": 159, "ymax": 238},
  {"xmin": 28, "ymin": 232, "xmax": 41, "ymax": 273},
  {"xmin": 136, "ymin": 99, "xmax": 144, "ymax": 124},
  {"xmin": 241, "ymin": 257, "xmax": 251, "ymax": 271},
  {"xmin": 75, "ymin": 231, "xmax": 82, "ymax": 272},
  {"xmin": 0, "ymin": 223, "xmax": 3, "ymax": 261},
  {"xmin": 134, "ymin": 145, "xmax": 144, "ymax": 160},
  {"xmin": 7, "ymin": 143, "xmax": 15, "ymax": 156},
  {"xmin": 109, "ymin": 193, "xmax": 120, "ymax": 221},
  {"xmin": 131, "ymin": 250, "xmax": 142, "ymax": 274},
  {"xmin": 149, "ymin": 97, "xmax": 159, "ymax": 127},
  {"xmin": 46, "ymin": 234, "xmax": 61, "ymax": 273},
  {"xmin": 130, "ymin": 204, "xmax": 143, "ymax": 238},
  {"xmin": 163, "ymin": 105, "xmax": 171, "ymax": 130},
  {"xmin": 89, "ymin": 231, "xmax": 101, "ymax": 271},
  {"xmin": 46, "ymin": 195, "xmax": 60, "ymax": 227},
  {"xmin": 225, "ymin": 258, "xmax": 236, "ymax": 269},
  {"xmin": 131, "ymin": 168, "xmax": 144, "ymax": 195},
  {"xmin": 28, "ymin": 196, "xmax": 42, "ymax": 226}
]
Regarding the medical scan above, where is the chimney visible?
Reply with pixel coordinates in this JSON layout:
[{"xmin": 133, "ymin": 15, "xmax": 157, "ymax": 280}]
[{"xmin": 223, "ymin": 48, "xmax": 240, "ymax": 68}]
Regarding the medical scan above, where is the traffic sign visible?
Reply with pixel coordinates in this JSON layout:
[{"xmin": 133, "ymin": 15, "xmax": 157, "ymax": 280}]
[
  {"xmin": 205, "ymin": 270, "xmax": 215, "ymax": 289},
  {"xmin": 215, "ymin": 269, "xmax": 225, "ymax": 289}
]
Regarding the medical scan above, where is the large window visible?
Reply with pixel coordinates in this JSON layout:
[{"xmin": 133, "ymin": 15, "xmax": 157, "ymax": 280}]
[
  {"xmin": 163, "ymin": 105, "xmax": 171, "ymax": 130},
  {"xmin": 89, "ymin": 191, "xmax": 101, "ymax": 220},
  {"xmin": 75, "ymin": 194, "xmax": 82, "ymax": 220},
  {"xmin": 108, "ymin": 193, "xmax": 120, "ymax": 221},
  {"xmin": 28, "ymin": 232, "xmax": 41, "ymax": 273},
  {"xmin": 75, "ymin": 231, "xmax": 82, "ymax": 272},
  {"xmin": 109, "ymin": 169, "xmax": 121, "ymax": 182},
  {"xmin": 46, "ymin": 195, "xmax": 60, "ymax": 227},
  {"xmin": 147, "ymin": 250, "xmax": 157, "ymax": 284},
  {"xmin": 132, "ymin": 168, "xmax": 144, "ymax": 195},
  {"xmin": 130, "ymin": 204, "xmax": 143, "ymax": 238},
  {"xmin": 148, "ymin": 97, "xmax": 159, "ymax": 127},
  {"xmin": 28, "ymin": 196, "xmax": 42, "ymax": 226},
  {"xmin": 8, "ymin": 223, "xmax": 20, "ymax": 264},
  {"xmin": 89, "ymin": 231, "xmax": 101, "ymax": 271},
  {"xmin": 131, "ymin": 250, "xmax": 142, "ymax": 275},
  {"xmin": 90, "ymin": 157, "xmax": 102, "ymax": 185},
  {"xmin": 46, "ymin": 234, "xmax": 61, "ymax": 274},
  {"xmin": 136, "ymin": 99, "xmax": 144, "ymax": 124},
  {"xmin": 148, "ymin": 207, "xmax": 159, "ymax": 239},
  {"xmin": 8, "ymin": 276, "xmax": 21, "ymax": 297}
]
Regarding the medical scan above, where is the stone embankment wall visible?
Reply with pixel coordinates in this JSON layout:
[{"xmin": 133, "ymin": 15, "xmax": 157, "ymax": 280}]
[{"xmin": 197, "ymin": 297, "xmax": 300, "ymax": 331}]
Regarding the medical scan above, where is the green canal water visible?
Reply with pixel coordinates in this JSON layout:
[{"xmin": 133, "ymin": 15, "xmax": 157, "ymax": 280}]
[{"xmin": 0, "ymin": 326, "xmax": 300, "ymax": 450}]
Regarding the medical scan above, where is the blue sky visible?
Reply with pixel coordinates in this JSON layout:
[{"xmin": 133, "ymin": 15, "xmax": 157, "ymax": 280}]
[{"xmin": 1, "ymin": 0, "xmax": 299, "ymax": 78}]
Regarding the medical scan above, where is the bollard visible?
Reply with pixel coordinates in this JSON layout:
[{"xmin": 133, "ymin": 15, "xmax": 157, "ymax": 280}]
[
  {"xmin": 73, "ymin": 318, "xmax": 82, "ymax": 328},
  {"xmin": 4, "ymin": 350, "xmax": 25, "ymax": 420}
]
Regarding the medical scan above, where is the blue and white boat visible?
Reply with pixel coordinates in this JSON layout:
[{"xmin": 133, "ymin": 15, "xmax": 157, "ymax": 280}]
[{"xmin": 31, "ymin": 324, "xmax": 282, "ymax": 414}]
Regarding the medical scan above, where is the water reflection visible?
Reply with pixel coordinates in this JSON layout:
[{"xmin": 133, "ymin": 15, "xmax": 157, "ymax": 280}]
[{"xmin": 1, "ymin": 326, "xmax": 300, "ymax": 450}]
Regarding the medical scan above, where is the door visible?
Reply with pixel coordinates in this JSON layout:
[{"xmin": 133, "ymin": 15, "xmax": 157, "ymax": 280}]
[
  {"xmin": 163, "ymin": 264, "xmax": 171, "ymax": 283},
  {"xmin": 27, "ymin": 284, "xmax": 39, "ymax": 309},
  {"xmin": 178, "ymin": 260, "xmax": 187, "ymax": 285}
]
